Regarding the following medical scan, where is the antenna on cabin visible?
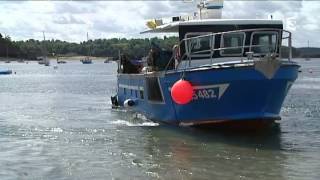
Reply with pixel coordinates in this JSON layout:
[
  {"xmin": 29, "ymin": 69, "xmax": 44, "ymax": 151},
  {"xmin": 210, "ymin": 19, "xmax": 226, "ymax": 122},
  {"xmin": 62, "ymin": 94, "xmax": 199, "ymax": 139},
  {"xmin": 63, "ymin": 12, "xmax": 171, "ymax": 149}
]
[{"xmin": 196, "ymin": 0, "xmax": 224, "ymax": 19}]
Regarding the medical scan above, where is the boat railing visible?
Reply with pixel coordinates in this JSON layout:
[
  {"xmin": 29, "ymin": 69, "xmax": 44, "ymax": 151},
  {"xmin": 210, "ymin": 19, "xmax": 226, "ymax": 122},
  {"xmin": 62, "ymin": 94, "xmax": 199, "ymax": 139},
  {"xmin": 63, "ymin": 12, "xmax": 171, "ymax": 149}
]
[{"xmin": 164, "ymin": 28, "xmax": 292, "ymax": 72}]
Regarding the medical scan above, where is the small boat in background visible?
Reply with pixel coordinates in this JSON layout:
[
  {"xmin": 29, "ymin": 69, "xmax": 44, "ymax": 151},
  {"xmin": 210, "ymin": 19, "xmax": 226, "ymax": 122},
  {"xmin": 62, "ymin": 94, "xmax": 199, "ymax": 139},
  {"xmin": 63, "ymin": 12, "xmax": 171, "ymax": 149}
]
[
  {"xmin": 17, "ymin": 59, "xmax": 24, "ymax": 63},
  {"xmin": 57, "ymin": 57, "xmax": 67, "ymax": 64},
  {"xmin": 57, "ymin": 60, "xmax": 67, "ymax": 64},
  {"xmin": 81, "ymin": 32, "xmax": 93, "ymax": 64},
  {"xmin": 81, "ymin": 57, "xmax": 92, "ymax": 64},
  {"xmin": 0, "ymin": 68, "xmax": 12, "ymax": 75}
]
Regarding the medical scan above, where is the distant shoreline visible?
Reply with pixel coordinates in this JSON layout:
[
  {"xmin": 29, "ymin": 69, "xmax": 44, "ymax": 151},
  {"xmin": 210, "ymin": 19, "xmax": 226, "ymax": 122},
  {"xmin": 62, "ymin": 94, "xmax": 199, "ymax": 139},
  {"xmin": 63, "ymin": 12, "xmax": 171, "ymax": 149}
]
[
  {"xmin": 0, "ymin": 56, "xmax": 111, "ymax": 61},
  {"xmin": 0, "ymin": 56, "xmax": 318, "ymax": 63}
]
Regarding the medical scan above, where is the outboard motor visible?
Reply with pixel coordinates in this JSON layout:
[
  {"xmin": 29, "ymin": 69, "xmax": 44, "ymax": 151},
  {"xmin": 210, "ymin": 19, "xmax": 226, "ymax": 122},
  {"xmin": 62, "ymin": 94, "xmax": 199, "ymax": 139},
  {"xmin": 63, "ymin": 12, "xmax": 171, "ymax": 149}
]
[{"xmin": 111, "ymin": 95, "xmax": 119, "ymax": 108}]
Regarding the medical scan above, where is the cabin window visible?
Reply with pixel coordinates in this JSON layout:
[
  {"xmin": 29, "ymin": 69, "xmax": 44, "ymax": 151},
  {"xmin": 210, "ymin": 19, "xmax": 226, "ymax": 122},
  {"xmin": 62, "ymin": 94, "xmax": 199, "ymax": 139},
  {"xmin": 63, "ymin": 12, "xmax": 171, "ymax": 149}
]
[
  {"xmin": 146, "ymin": 77, "xmax": 164, "ymax": 103},
  {"xmin": 135, "ymin": 90, "xmax": 138, "ymax": 98},
  {"xmin": 220, "ymin": 32, "xmax": 245, "ymax": 56},
  {"xmin": 250, "ymin": 31, "xmax": 278, "ymax": 55},
  {"xmin": 185, "ymin": 32, "xmax": 214, "ymax": 58},
  {"xmin": 140, "ymin": 90, "xmax": 144, "ymax": 99},
  {"xmin": 123, "ymin": 88, "xmax": 126, "ymax": 95}
]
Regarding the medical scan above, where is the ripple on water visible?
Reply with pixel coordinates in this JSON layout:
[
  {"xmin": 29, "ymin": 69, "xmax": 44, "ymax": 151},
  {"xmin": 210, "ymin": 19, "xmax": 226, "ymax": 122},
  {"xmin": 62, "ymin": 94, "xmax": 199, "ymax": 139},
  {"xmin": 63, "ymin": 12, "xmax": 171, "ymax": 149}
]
[{"xmin": 0, "ymin": 60, "xmax": 320, "ymax": 179}]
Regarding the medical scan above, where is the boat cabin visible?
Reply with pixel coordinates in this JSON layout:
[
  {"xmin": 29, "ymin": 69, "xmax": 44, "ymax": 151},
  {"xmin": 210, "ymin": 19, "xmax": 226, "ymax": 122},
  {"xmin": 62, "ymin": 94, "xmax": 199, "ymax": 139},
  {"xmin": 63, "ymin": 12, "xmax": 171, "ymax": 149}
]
[{"xmin": 119, "ymin": 19, "xmax": 291, "ymax": 74}]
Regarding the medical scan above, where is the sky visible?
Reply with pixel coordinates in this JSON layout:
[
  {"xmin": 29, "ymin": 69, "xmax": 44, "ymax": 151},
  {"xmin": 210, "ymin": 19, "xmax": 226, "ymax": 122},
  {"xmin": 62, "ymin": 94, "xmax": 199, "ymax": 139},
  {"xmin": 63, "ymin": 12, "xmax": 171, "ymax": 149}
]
[{"xmin": 0, "ymin": 0, "xmax": 319, "ymax": 47}]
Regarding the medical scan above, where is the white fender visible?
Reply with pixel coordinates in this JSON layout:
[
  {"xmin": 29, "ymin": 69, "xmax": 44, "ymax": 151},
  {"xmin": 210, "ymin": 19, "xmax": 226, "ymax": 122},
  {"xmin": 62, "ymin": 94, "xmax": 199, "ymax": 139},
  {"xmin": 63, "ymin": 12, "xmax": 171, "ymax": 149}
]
[{"xmin": 124, "ymin": 99, "xmax": 135, "ymax": 108}]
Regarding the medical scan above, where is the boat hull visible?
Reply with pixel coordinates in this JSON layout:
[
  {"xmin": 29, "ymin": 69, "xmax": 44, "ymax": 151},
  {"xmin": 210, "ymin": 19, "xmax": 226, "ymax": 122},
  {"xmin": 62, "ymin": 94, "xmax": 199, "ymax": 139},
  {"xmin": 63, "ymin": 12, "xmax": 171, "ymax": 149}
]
[
  {"xmin": 116, "ymin": 62, "xmax": 299, "ymax": 126},
  {"xmin": 0, "ymin": 69, "xmax": 12, "ymax": 75},
  {"xmin": 81, "ymin": 61, "xmax": 92, "ymax": 64}
]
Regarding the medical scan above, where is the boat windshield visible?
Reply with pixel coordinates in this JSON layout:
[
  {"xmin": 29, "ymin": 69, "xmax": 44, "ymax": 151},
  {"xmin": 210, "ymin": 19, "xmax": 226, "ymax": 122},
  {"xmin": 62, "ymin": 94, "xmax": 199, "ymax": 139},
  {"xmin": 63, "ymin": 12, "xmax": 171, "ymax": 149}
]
[
  {"xmin": 185, "ymin": 32, "xmax": 214, "ymax": 58},
  {"xmin": 250, "ymin": 31, "xmax": 278, "ymax": 55},
  {"xmin": 169, "ymin": 28, "xmax": 292, "ymax": 71},
  {"xmin": 185, "ymin": 30, "xmax": 280, "ymax": 59},
  {"xmin": 220, "ymin": 32, "xmax": 246, "ymax": 56}
]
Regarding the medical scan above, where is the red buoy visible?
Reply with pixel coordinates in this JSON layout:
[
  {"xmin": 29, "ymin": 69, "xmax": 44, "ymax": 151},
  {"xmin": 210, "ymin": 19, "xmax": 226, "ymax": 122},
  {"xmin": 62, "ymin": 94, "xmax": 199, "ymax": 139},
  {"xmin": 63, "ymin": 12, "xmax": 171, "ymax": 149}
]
[{"xmin": 171, "ymin": 79, "xmax": 194, "ymax": 105}]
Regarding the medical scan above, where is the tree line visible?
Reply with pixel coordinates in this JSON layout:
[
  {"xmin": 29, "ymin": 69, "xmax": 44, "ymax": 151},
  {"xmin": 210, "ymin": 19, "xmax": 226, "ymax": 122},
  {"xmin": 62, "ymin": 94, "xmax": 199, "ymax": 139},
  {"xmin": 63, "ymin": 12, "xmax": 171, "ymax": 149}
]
[
  {"xmin": 0, "ymin": 32, "xmax": 318, "ymax": 60},
  {"xmin": 0, "ymin": 33, "xmax": 179, "ymax": 60}
]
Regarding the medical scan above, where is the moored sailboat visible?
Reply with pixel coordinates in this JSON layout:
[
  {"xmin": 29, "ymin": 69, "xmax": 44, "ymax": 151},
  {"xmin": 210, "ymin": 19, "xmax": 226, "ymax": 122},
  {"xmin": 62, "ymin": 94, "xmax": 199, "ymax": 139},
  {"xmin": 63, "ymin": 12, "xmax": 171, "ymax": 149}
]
[
  {"xmin": 80, "ymin": 32, "xmax": 93, "ymax": 64},
  {"xmin": 38, "ymin": 32, "xmax": 50, "ymax": 66}
]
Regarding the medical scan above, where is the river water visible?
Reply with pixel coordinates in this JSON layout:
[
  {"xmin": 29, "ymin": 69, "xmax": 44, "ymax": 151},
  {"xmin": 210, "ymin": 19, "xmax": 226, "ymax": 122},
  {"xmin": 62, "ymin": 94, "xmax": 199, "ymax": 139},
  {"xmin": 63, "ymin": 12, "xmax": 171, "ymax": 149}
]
[{"xmin": 0, "ymin": 59, "xmax": 319, "ymax": 179}]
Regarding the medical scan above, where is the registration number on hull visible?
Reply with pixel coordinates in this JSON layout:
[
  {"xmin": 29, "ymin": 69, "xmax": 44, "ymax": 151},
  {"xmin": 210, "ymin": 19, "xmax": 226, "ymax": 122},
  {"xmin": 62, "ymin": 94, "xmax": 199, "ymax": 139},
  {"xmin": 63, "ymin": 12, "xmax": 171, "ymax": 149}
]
[
  {"xmin": 193, "ymin": 89, "xmax": 217, "ymax": 100},
  {"xmin": 192, "ymin": 84, "xmax": 229, "ymax": 101}
]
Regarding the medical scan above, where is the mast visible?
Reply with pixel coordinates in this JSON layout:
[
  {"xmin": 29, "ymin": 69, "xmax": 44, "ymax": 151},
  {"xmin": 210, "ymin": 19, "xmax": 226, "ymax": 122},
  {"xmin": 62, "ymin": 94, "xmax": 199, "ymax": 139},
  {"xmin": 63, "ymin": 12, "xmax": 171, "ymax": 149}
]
[
  {"xmin": 42, "ymin": 31, "xmax": 50, "ymax": 66},
  {"xmin": 306, "ymin": 40, "xmax": 310, "ymax": 60},
  {"xmin": 6, "ymin": 43, "xmax": 8, "ymax": 59},
  {"xmin": 4, "ymin": 33, "xmax": 8, "ymax": 59},
  {"xmin": 43, "ymin": 31, "xmax": 46, "ymax": 58},
  {"xmin": 87, "ymin": 32, "xmax": 91, "ymax": 57}
]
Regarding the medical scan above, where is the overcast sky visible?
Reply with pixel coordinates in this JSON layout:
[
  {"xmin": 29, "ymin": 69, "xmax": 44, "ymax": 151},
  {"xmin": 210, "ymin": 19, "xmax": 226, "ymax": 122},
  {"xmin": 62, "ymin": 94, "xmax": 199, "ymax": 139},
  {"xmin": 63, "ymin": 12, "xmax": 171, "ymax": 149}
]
[{"xmin": 0, "ymin": 0, "xmax": 319, "ymax": 47}]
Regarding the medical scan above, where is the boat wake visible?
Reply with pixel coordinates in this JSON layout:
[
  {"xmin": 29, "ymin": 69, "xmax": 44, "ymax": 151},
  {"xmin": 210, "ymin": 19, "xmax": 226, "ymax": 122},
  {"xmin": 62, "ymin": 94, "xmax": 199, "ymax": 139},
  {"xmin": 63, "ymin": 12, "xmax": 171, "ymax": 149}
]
[{"xmin": 110, "ymin": 119, "xmax": 159, "ymax": 127}]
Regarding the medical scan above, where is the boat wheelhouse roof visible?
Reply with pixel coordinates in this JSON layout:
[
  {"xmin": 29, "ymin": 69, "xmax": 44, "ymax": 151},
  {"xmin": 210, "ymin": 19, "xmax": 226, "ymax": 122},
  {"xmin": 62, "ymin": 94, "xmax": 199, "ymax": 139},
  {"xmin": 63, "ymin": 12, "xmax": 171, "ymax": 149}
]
[{"xmin": 141, "ymin": 19, "xmax": 283, "ymax": 34}]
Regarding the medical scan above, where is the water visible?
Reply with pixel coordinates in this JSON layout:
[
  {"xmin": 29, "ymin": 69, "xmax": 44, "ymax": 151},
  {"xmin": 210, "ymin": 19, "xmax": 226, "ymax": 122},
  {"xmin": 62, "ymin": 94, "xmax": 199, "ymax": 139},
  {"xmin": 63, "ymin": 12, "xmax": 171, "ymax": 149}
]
[{"xmin": 0, "ymin": 59, "xmax": 319, "ymax": 179}]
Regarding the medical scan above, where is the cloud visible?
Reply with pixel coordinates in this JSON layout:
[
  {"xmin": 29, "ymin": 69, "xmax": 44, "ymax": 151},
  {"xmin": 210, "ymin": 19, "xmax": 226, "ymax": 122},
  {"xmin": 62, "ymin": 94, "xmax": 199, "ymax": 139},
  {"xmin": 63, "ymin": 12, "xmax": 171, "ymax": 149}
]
[
  {"xmin": 53, "ymin": 15, "xmax": 85, "ymax": 25},
  {"xmin": 0, "ymin": 1, "xmax": 319, "ymax": 47},
  {"xmin": 92, "ymin": 19, "xmax": 124, "ymax": 33},
  {"xmin": 54, "ymin": 2, "xmax": 96, "ymax": 14},
  {"xmin": 223, "ymin": 1, "xmax": 303, "ymax": 19}
]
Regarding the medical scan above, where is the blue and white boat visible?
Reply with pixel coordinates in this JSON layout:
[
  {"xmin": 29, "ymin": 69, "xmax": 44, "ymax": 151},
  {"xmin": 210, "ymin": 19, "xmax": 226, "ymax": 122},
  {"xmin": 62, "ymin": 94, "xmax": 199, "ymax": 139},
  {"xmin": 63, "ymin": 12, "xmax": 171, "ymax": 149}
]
[
  {"xmin": 111, "ymin": 4, "xmax": 299, "ymax": 127},
  {"xmin": 0, "ymin": 68, "xmax": 12, "ymax": 75}
]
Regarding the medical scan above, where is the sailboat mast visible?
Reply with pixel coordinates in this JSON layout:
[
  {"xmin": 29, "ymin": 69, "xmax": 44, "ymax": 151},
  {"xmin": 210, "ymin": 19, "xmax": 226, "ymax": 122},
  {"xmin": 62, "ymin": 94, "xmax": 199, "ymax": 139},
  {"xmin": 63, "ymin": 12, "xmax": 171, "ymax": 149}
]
[
  {"xmin": 42, "ymin": 31, "xmax": 46, "ymax": 58},
  {"xmin": 6, "ymin": 44, "xmax": 8, "ymax": 59},
  {"xmin": 42, "ymin": 31, "xmax": 50, "ymax": 65},
  {"xmin": 4, "ymin": 33, "xmax": 8, "ymax": 59},
  {"xmin": 6, "ymin": 43, "xmax": 8, "ymax": 59},
  {"xmin": 87, "ymin": 32, "xmax": 91, "ymax": 57}
]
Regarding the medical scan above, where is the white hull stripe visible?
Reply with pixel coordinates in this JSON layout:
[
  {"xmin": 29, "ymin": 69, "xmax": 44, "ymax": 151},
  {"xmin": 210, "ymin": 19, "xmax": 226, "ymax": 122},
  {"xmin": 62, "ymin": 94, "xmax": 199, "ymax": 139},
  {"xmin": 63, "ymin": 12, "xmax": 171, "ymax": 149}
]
[{"xmin": 119, "ymin": 84, "xmax": 144, "ymax": 91}]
